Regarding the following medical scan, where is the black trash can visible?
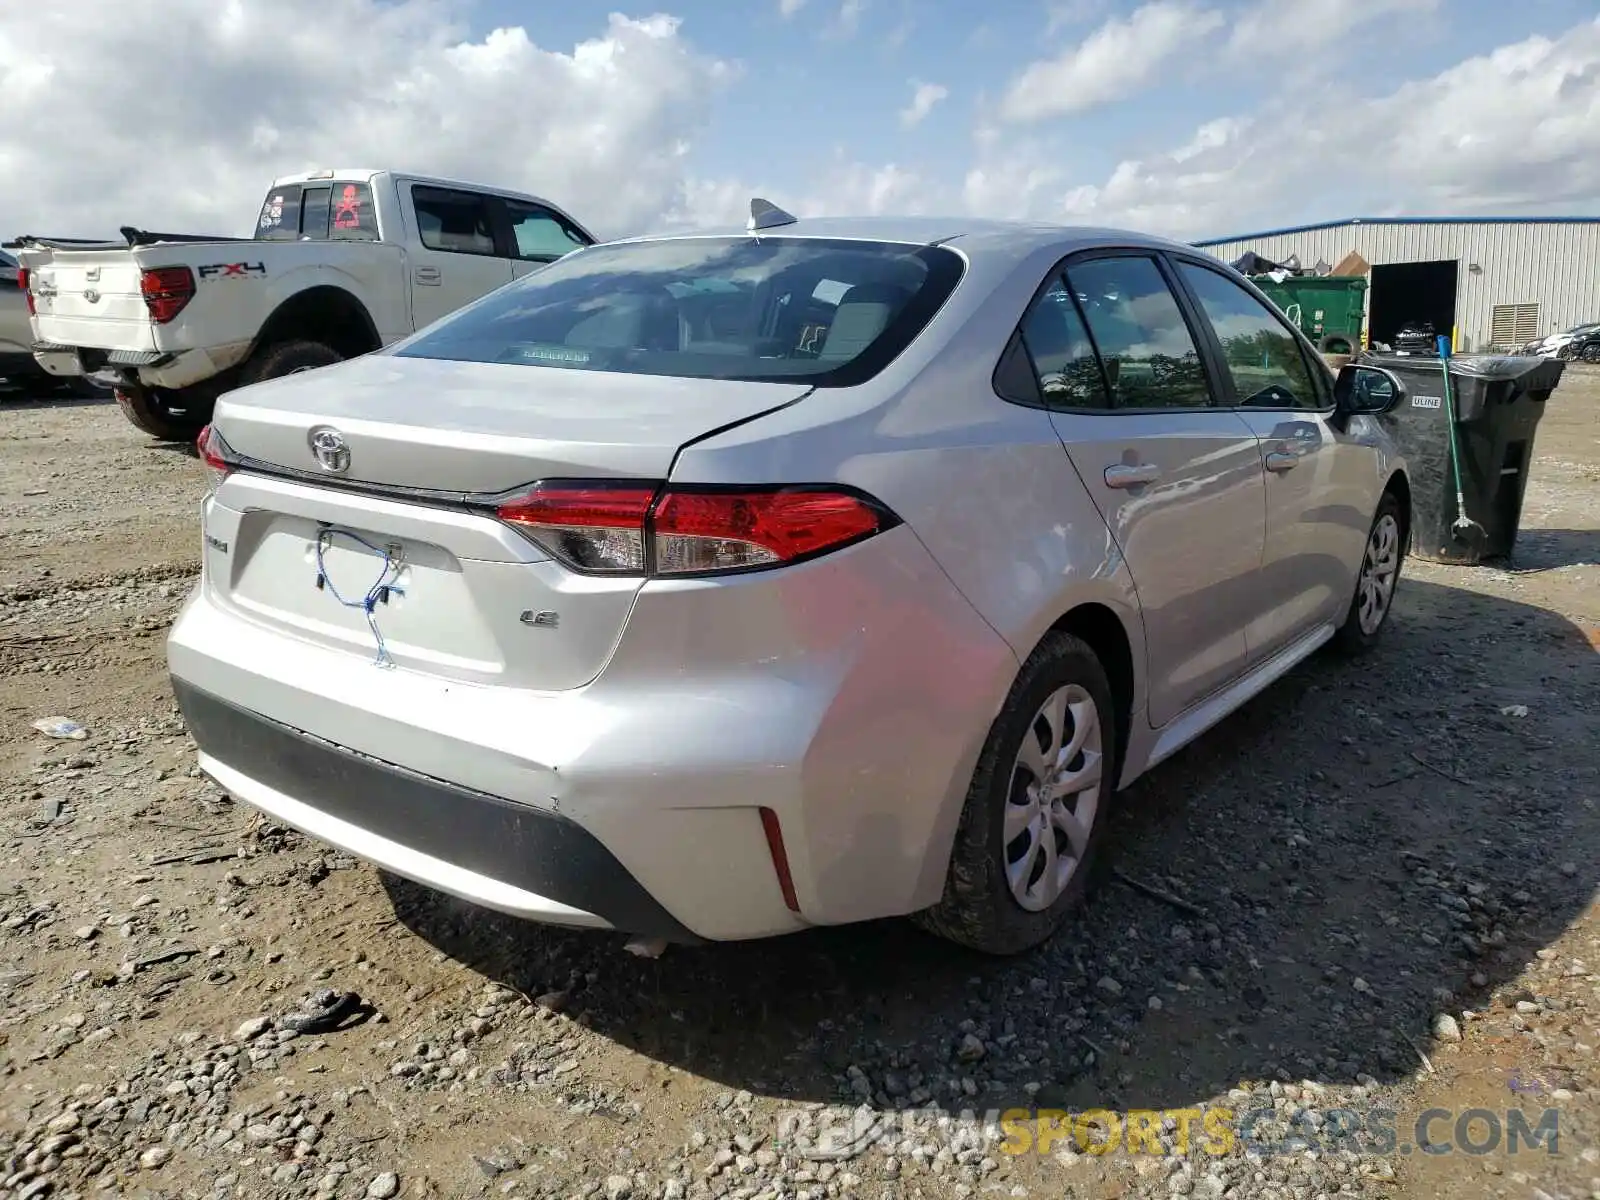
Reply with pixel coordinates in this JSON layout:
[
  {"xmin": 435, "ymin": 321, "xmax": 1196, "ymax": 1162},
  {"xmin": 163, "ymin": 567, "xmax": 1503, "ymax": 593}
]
[{"xmin": 1359, "ymin": 352, "xmax": 1564, "ymax": 564}]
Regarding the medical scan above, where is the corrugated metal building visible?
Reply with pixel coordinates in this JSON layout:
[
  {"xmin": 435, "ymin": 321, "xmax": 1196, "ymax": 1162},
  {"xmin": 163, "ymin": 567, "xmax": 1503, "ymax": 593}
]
[{"xmin": 1193, "ymin": 217, "xmax": 1600, "ymax": 352}]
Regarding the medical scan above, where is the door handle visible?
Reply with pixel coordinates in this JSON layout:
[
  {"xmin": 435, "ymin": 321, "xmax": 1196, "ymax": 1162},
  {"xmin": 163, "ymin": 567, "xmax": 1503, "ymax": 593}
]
[
  {"xmin": 1264, "ymin": 451, "xmax": 1299, "ymax": 473},
  {"xmin": 1103, "ymin": 463, "xmax": 1161, "ymax": 489},
  {"xmin": 413, "ymin": 266, "xmax": 441, "ymax": 286}
]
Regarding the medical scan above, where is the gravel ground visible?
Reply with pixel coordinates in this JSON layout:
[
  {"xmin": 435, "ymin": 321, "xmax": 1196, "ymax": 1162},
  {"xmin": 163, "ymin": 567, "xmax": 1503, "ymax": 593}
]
[{"xmin": 0, "ymin": 369, "xmax": 1597, "ymax": 1200}]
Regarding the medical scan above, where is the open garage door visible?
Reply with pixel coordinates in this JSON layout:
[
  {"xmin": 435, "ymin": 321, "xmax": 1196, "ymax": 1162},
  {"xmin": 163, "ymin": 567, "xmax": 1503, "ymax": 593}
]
[{"xmin": 1369, "ymin": 260, "xmax": 1458, "ymax": 348}]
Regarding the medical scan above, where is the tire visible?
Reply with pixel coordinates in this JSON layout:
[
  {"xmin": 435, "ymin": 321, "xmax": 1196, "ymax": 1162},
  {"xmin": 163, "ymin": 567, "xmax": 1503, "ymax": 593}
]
[
  {"xmin": 1582, "ymin": 344, "xmax": 1600, "ymax": 364},
  {"xmin": 116, "ymin": 385, "xmax": 212, "ymax": 442},
  {"xmin": 913, "ymin": 632, "xmax": 1118, "ymax": 956},
  {"xmin": 1319, "ymin": 334, "xmax": 1354, "ymax": 355},
  {"xmin": 1332, "ymin": 490, "xmax": 1406, "ymax": 656},
  {"xmin": 239, "ymin": 339, "xmax": 344, "ymax": 386}
]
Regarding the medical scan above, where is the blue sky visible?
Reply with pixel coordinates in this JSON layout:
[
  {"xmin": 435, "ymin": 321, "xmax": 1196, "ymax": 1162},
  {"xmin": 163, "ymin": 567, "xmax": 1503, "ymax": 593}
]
[
  {"xmin": 466, "ymin": 0, "xmax": 1600, "ymax": 239},
  {"xmin": 5, "ymin": 0, "xmax": 1598, "ymax": 240}
]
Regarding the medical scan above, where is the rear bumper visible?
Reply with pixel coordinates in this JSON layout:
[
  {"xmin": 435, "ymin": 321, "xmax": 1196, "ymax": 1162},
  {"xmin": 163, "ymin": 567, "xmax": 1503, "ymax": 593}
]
[
  {"xmin": 173, "ymin": 678, "xmax": 699, "ymax": 942},
  {"xmin": 29, "ymin": 341, "xmax": 251, "ymax": 389},
  {"xmin": 167, "ymin": 523, "xmax": 1019, "ymax": 942}
]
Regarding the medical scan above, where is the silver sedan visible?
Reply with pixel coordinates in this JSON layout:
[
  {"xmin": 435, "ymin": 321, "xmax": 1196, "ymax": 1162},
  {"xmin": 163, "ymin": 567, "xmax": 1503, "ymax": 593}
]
[{"xmin": 168, "ymin": 203, "xmax": 1412, "ymax": 954}]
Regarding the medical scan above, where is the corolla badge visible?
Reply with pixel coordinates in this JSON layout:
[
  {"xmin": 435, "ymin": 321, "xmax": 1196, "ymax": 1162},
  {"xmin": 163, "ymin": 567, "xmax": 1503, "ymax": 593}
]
[{"xmin": 307, "ymin": 426, "xmax": 351, "ymax": 473}]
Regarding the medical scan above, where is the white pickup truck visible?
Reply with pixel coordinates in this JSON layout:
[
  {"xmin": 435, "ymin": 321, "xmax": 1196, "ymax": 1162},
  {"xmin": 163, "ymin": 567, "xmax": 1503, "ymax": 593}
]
[{"xmin": 9, "ymin": 169, "xmax": 597, "ymax": 439}]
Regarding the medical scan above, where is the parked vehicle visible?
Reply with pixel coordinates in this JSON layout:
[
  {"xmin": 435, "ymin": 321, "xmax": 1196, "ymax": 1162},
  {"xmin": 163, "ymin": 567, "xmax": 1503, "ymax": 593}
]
[
  {"xmin": 169, "ymin": 203, "xmax": 1414, "ymax": 955},
  {"xmin": 1568, "ymin": 328, "xmax": 1600, "ymax": 363},
  {"xmin": 9, "ymin": 170, "xmax": 596, "ymax": 439},
  {"xmin": 1, "ymin": 248, "xmax": 98, "ymax": 396},
  {"xmin": 1391, "ymin": 321, "xmax": 1437, "ymax": 355},
  {"xmin": 1521, "ymin": 322, "xmax": 1600, "ymax": 360}
]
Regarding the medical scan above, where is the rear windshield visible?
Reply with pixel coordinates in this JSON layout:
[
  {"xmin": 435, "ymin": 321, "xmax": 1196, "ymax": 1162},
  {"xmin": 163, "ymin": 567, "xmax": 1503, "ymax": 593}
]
[
  {"xmin": 256, "ymin": 182, "xmax": 378, "ymax": 242},
  {"xmin": 391, "ymin": 236, "xmax": 965, "ymax": 385}
]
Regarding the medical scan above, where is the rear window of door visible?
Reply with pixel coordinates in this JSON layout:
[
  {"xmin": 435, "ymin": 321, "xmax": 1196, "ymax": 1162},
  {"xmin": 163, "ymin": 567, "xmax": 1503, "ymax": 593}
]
[
  {"xmin": 503, "ymin": 199, "xmax": 590, "ymax": 263},
  {"xmin": 1061, "ymin": 255, "xmax": 1213, "ymax": 410},
  {"xmin": 412, "ymin": 187, "xmax": 498, "ymax": 257}
]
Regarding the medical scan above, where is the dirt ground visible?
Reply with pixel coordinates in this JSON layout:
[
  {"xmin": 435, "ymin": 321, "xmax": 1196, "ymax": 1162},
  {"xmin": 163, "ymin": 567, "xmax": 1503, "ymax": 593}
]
[{"xmin": 0, "ymin": 368, "xmax": 1596, "ymax": 1200}]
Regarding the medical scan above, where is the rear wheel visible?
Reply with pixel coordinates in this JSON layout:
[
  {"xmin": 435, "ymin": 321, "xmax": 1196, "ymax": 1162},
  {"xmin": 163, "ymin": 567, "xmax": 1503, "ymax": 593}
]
[
  {"xmin": 240, "ymin": 339, "xmax": 344, "ymax": 385},
  {"xmin": 1582, "ymin": 344, "xmax": 1600, "ymax": 364},
  {"xmin": 913, "ymin": 632, "xmax": 1117, "ymax": 956},
  {"xmin": 116, "ymin": 384, "xmax": 212, "ymax": 442}
]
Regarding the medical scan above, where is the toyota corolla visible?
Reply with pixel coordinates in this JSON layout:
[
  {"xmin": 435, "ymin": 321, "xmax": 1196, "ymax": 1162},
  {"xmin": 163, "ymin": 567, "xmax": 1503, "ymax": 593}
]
[{"xmin": 168, "ymin": 202, "xmax": 1412, "ymax": 955}]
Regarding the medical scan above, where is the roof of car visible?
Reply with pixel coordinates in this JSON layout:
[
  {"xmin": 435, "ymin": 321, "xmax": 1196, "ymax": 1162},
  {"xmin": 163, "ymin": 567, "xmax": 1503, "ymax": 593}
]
[{"xmin": 611, "ymin": 215, "xmax": 1202, "ymax": 262}]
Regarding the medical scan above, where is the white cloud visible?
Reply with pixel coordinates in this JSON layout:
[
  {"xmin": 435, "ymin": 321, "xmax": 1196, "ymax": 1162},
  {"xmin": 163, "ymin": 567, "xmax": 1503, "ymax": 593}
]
[
  {"xmin": 770, "ymin": 15, "xmax": 1600, "ymax": 243},
  {"xmin": 0, "ymin": 2, "xmax": 732, "ymax": 242},
  {"xmin": 825, "ymin": 0, "xmax": 866, "ymax": 40},
  {"xmin": 1045, "ymin": 0, "xmax": 1109, "ymax": 35},
  {"xmin": 1226, "ymin": 0, "xmax": 1439, "ymax": 58},
  {"xmin": 778, "ymin": 0, "xmax": 806, "ymax": 17},
  {"xmin": 1044, "ymin": 15, "xmax": 1600, "ymax": 237},
  {"xmin": 900, "ymin": 81, "xmax": 949, "ymax": 127},
  {"xmin": 999, "ymin": 1, "xmax": 1225, "ymax": 123}
]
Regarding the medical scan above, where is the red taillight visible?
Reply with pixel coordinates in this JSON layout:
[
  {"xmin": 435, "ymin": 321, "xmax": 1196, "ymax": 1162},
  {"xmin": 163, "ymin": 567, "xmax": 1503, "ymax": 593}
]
[
  {"xmin": 496, "ymin": 484, "xmax": 657, "ymax": 573},
  {"xmin": 196, "ymin": 424, "xmax": 233, "ymax": 486},
  {"xmin": 17, "ymin": 266, "xmax": 34, "ymax": 316},
  {"xmin": 653, "ymin": 489, "xmax": 884, "ymax": 574},
  {"xmin": 493, "ymin": 482, "xmax": 894, "ymax": 577},
  {"xmin": 140, "ymin": 266, "xmax": 195, "ymax": 324}
]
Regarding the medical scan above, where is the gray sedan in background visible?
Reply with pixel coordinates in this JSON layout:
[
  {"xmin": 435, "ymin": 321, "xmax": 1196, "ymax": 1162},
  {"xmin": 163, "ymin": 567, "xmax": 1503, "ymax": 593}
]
[{"xmin": 168, "ymin": 203, "xmax": 1414, "ymax": 956}]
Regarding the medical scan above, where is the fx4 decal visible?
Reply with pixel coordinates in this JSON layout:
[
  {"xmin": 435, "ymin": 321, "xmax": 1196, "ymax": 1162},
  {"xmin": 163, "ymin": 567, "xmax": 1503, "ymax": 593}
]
[{"xmin": 198, "ymin": 262, "xmax": 267, "ymax": 281}]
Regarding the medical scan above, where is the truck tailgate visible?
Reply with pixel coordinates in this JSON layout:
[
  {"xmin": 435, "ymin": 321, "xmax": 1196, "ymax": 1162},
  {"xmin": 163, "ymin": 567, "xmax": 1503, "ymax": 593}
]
[{"xmin": 24, "ymin": 247, "xmax": 155, "ymax": 352}]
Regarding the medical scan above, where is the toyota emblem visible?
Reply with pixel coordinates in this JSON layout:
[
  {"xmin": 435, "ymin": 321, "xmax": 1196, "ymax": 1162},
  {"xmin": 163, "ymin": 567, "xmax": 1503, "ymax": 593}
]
[{"xmin": 307, "ymin": 426, "xmax": 351, "ymax": 473}]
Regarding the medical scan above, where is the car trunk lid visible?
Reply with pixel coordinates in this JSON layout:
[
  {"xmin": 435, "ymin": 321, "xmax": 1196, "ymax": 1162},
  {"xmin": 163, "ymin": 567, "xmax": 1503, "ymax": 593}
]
[{"xmin": 203, "ymin": 353, "xmax": 814, "ymax": 689}]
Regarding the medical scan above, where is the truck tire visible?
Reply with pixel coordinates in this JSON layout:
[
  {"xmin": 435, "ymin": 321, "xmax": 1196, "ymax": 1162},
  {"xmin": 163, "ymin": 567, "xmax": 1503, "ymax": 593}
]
[
  {"xmin": 241, "ymin": 339, "xmax": 344, "ymax": 385},
  {"xmin": 1319, "ymin": 333, "xmax": 1355, "ymax": 355},
  {"xmin": 116, "ymin": 385, "xmax": 212, "ymax": 442}
]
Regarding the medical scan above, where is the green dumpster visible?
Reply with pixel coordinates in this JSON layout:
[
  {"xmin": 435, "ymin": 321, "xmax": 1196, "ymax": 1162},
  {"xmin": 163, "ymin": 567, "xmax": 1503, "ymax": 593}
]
[{"xmin": 1249, "ymin": 275, "xmax": 1367, "ymax": 355}]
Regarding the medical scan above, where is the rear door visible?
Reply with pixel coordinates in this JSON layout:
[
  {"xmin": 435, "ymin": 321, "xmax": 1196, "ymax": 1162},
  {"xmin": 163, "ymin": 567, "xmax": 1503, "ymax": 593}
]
[
  {"xmin": 401, "ymin": 183, "xmax": 513, "ymax": 330},
  {"xmin": 496, "ymin": 197, "xmax": 594, "ymax": 281},
  {"xmin": 1013, "ymin": 251, "xmax": 1267, "ymax": 728},
  {"xmin": 1169, "ymin": 255, "xmax": 1374, "ymax": 663}
]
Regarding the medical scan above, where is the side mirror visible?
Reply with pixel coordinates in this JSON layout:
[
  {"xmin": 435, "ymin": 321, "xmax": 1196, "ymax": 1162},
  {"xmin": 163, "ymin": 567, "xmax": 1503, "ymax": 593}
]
[{"xmin": 1333, "ymin": 363, "xmax": 1405, "ymax": 416}]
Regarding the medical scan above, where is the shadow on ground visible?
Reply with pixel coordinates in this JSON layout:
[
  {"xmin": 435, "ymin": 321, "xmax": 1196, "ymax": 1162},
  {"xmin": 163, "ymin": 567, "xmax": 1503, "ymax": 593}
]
[
  {"xmin": 386, "ymin": 574, "xmax": 1600, "ymax": 1116},
  {"xmin": 1506, "ymin": 527, "xmax": 1600, "ymax": 571}
]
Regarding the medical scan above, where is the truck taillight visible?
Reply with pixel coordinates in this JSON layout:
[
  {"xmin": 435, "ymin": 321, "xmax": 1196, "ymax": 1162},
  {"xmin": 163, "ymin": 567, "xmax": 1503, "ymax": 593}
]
[
  {"xmin": 494, "ymin": 482, "xmax": 898, "ymax": 577},
  {"xmin": 141, "ymin": 266, "xmax": 195, "ymax": 324},
  {"xmin": 17, "ymin": 266, "xmax": 33, "ymax": 316}
]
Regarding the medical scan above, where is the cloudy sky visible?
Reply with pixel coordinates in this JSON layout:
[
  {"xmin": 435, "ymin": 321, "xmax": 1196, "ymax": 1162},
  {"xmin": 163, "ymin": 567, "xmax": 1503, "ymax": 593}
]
[{"xmin": 2, "ymin": 0, "xmax": 1597, "ymax": 244}]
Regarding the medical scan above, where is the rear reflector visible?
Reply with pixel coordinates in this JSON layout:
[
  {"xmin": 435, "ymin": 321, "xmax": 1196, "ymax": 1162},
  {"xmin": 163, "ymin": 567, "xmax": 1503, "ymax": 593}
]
[
  {"xmin": 759, "ymin": 807, "xmax": 801, "ymax": 913},
  {"xmin": 493, "ymin": 482, "xmax": 897, "ymax": 577},
  {"xmin": 141, "ymin": 266, "xmax": 196, "ymax": 324}
]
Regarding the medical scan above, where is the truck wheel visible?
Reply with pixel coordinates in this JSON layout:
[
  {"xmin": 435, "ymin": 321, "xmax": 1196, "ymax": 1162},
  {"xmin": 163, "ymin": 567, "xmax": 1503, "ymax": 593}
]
[
  {"xmin": 116, "ymin": 386, "xmax": 212, "ymax": 442},
  {"xmin": 1319, "ymin": 334, "xmax": 1355, "ymax": 355},
  {"xmin": 241, "ymin": 339, "xmax": 344, "ymax": 385}
]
